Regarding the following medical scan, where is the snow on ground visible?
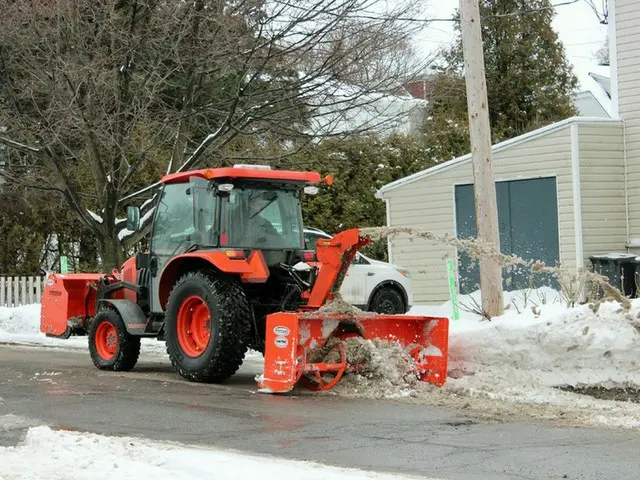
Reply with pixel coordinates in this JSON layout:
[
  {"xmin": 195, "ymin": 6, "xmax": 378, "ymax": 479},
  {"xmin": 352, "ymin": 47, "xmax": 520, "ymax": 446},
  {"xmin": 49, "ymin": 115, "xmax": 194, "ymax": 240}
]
[
  {"xmin": 0, "ymin": 304, "xmax": 265, "ymax": 372},
  {"xmin": 0, "ymin": 304, "xmax": 167, "ymax": 357},
  {"xmin": 3, "ymin": 289, "xmax": 640, "ymax": 430},
  {"xmin": 403, "ymin": 287, "xmax": 640, "ymax": 429},
  {"xmin": 0, "ymin": 418, "xmax": 434, "ymax": 480}
]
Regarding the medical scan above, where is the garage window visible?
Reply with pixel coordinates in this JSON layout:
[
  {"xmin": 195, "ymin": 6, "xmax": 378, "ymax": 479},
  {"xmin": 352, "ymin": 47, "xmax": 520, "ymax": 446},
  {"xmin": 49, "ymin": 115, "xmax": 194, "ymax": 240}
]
[{"xmin": 454, "ymin": 177, "xmax": 560, "ymax": 294}]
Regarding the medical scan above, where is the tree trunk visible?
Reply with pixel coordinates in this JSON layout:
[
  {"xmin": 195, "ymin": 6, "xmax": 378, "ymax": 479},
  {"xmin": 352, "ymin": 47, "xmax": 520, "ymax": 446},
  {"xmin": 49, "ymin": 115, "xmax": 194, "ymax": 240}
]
[
  {"xmin": 79, "ymin": 233, "xmax": 99, "ymax": 272},
  {"xmin": 99, "ymin": 234, "xmax": 125, "ymax": 273}
]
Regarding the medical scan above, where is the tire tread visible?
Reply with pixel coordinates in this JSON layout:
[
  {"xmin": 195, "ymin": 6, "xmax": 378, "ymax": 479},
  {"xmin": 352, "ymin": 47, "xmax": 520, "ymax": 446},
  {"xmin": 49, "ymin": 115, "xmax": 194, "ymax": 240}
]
[
  {"xmin": 88, "ymin": 307, "xmax": 141, "ymax": 371},
  {"xmin": 165, "ymin": 271, "xmax": 250, "ymax": 383}
]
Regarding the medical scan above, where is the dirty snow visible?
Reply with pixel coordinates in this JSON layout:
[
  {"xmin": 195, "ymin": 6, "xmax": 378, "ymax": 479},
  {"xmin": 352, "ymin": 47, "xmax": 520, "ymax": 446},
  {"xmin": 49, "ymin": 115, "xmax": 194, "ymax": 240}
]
[
  {"xmin": 326, "ymin": 287, "xmax": 640, "ymax": 429},
  {"xmin": 331, "ymin": 337, "xmax": 421, "ymax": 398},
  {"xmin": 0, "ymin": 421, "xmax": 434, "ymax": 480},
  {"xmin": 307, "ymin": 293, "xmax": 366, "ymax": 316}
]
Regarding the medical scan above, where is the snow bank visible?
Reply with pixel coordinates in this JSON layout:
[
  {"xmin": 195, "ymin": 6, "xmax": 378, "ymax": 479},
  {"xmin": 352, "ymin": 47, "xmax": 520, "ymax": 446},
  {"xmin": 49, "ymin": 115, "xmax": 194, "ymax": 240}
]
[
  {"xmin": 0, "ymin": 423, "xmax": 433, "ymax": 480},
  {"xmin": 0, "ymin": 304, "xmax": 167, "ymax": 356},
  {"xmin": 408, "ymin": 287, "xmax": 640, "ymax": 429},
  {"xmin": 433, "ymin": 287, "xmax": 640, "ymax": 388},
  {"xmin": 0, "ymin": 304, "xmax": 265, "ymax": 371}
]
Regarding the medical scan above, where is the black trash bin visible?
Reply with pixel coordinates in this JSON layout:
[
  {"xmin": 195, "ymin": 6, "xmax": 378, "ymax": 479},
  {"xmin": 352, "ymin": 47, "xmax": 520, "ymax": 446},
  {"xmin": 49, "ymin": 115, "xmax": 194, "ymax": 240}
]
[{"xmin": 589, "ymin": 253, "xmax": 639, "ymax": 297}]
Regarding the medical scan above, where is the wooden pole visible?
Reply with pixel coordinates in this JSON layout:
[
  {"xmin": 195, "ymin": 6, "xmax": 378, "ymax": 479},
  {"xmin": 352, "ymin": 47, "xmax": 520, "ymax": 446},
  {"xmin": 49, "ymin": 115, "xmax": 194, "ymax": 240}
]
[{"xmin": 459, "ymin": 0, "xmax": 504, "ymax": 317}]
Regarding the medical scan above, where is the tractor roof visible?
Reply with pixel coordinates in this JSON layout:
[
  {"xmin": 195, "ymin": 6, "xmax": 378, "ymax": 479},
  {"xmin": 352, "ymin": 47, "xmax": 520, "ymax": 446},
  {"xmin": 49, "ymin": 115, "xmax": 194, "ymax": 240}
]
[{"xmin": 161, "ymin": 166, "xmax": 321, "ymax": 185}]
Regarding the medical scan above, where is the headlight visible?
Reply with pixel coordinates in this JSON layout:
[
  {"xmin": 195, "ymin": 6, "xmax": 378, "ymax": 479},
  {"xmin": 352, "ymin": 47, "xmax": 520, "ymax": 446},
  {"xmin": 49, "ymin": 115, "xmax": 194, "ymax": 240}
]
[{"xmin": 397, "ymin": 268, "xmax": 410, "ymax": 278}]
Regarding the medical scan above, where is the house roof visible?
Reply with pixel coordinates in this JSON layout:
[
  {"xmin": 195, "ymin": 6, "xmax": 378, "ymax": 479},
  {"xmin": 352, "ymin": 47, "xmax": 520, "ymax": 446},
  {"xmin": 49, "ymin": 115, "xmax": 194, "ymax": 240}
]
[
  {"xmin": 574, "ymin": 65, "xmax": 612, "ymax": 117},
  {"xmin": 376, "ymin": 116, "xmax": 622, "ymax": 198}
]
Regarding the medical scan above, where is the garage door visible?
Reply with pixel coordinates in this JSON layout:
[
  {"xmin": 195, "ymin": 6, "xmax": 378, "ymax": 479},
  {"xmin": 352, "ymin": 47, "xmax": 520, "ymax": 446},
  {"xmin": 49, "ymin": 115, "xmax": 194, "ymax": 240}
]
[{"xmin": 454, "ymin": 177, "xmax": 560, "ymax": 294}]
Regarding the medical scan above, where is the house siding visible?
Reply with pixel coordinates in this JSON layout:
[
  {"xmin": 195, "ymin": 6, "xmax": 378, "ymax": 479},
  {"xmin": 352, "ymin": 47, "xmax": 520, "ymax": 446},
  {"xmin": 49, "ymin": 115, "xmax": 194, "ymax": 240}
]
[
  {"xmin": 615, "ymin": 0, "xmax": 640, "ymax": 245},
  {"xmin": 384, "ymin": 127, "xmax": 575, "ymax": 304},
  {"xmin": 578, "ymin": 122, "xmax": 627, "ymax": 260}
]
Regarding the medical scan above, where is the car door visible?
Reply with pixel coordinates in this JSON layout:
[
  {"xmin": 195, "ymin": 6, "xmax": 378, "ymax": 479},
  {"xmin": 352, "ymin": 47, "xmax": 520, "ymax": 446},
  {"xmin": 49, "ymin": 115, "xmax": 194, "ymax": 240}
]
[{"xmin": 339, "ymin": 252, "xmax": 368, "ymax": 306}]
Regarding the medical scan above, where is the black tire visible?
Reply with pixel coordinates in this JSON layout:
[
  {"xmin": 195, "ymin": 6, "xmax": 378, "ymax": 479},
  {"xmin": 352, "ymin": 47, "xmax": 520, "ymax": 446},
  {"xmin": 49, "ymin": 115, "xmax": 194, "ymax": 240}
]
[
  {"xmin": 88, "ymin": 307, "xmax": 141, "ymax": 371},
  {"xmin": 369, "ymin": 286, "xmax": 406, "ymax": 314},
  {"xmin": 164, "ymin": 271, "xmax": 250, "ymax": 383}
]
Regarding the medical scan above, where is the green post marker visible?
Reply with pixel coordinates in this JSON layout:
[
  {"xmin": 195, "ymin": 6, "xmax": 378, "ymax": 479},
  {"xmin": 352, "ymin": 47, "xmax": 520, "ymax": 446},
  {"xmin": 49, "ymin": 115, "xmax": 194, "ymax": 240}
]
[
  {"xmin": 60, "ymin": 256, "xmax": 68, "ymax": 274},
  {"xmin": 446, "ymin": 258, "xmax": 460, "ymax": 320}
]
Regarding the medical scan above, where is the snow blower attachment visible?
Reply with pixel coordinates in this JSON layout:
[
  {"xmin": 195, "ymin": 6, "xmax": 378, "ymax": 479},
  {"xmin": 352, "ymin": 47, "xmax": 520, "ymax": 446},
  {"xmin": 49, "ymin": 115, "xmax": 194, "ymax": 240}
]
[
  {"xmin": 258, "ymin": 229, "xmax": 449, "ymax": 393},
  {"xmin": 39, "ymin": 165, "xmax": 449, "ymax": 394}
]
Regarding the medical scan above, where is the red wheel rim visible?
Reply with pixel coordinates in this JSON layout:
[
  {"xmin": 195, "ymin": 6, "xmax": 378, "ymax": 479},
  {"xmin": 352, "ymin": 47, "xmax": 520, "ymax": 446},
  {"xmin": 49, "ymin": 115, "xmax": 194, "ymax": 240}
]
[
  {"xmin": 177, "ymin": 295, "xmax": 212, "ymax": 357},
  {"xmin": 95, "ymin": 322, "xmax": 118, "ymax": 360}
]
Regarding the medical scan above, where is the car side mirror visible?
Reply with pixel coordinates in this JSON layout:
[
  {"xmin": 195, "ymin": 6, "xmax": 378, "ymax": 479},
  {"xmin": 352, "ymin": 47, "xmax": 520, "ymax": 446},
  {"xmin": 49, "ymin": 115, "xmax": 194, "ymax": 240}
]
[{"xmin": 126, "ymin": 206, "xmax": 140, "ymax": 231}]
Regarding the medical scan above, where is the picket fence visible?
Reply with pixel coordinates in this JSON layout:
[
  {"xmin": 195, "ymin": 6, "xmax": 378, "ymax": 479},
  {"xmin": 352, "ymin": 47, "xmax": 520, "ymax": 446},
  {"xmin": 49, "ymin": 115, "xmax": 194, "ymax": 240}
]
[{"xmin": 0, "ymin": 276, "xmax": 45, "ymax": 307}]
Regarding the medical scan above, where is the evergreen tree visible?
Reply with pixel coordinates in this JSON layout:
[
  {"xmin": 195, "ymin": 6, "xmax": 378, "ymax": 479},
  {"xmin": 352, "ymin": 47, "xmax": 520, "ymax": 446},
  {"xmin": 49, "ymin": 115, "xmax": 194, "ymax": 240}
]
[
  {"xmin": 425, "ymin": 0, "xmax": 579, "ymax": 145},
  {"xmin": 278, "ymin": 134, "xmax": 435, "ymax": 260}
]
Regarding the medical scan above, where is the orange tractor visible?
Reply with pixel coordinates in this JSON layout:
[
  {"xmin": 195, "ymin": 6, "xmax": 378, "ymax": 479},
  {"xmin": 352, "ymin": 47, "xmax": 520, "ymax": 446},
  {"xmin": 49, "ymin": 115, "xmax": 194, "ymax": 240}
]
[{"xmin": 40, "ymin": 165, "xmax": 449, "ymax": 393}]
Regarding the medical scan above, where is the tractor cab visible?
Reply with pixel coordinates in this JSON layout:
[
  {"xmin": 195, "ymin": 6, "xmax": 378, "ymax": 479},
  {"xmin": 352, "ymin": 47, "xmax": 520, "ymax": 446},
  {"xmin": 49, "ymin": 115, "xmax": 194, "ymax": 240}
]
[
  {"xmin": 141, "ymin": 166, "xmax": 317, "ymax": 269},
  {"xmin": 126, "ymin": 165, "xmax": 323, "ymax": 318}
]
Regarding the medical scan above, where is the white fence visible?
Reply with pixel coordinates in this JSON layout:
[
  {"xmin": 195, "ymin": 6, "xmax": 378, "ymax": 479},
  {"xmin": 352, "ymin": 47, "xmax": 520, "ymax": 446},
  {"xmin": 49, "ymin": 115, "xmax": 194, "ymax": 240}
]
[{"xmin": 0, "ymin": 276, "xmax": 45, "ymax": 307}]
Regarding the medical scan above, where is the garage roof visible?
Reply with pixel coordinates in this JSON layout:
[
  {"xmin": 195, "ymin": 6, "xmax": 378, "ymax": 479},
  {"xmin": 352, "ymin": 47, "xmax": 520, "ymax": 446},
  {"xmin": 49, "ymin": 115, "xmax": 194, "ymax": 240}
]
[{"xmin": 375, "ymin": 116, "xmax": 621, "ymax": 198}]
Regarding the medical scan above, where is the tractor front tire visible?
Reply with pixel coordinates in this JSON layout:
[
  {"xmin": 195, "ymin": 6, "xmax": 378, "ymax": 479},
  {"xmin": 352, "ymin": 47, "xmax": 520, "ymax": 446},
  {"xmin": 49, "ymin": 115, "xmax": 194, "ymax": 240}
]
[
  {"xmin": 88, "ymin": 308, "xmax": 141, "ymax": 371},
  {"xmin": 164, "ymin": 271, "xmax": 250, "ymax": 383}
]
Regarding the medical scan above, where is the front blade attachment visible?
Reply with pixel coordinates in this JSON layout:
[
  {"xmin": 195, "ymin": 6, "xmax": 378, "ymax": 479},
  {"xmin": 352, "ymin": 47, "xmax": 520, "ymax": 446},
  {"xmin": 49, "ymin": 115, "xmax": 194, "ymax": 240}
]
[{"xmin": 258, "ymin": 311, "xmax": 449, "ymax": 393}]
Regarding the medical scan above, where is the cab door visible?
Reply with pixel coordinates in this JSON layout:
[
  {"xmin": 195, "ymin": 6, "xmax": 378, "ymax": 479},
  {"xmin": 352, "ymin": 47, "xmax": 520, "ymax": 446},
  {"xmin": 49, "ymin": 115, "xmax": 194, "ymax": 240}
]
[{"xmin": 149, "ymin": 182, "xmax": 195, "ymax": 313}]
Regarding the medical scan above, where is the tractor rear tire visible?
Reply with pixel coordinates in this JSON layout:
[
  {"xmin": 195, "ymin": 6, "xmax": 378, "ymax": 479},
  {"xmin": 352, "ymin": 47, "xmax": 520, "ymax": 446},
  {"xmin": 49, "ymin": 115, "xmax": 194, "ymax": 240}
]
[
  {"xmin": 164, "ymin": 271, "xmax": 250, "ymax": 383},
  {"xmin": 88, "ymin": 307, "xmax": 141, "ymax": 371}
]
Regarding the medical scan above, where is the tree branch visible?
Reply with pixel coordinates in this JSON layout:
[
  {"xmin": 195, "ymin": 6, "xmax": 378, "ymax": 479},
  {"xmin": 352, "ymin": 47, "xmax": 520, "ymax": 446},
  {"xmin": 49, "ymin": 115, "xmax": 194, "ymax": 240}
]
[{"xmin": 0, "ymin": 135, "xmax": 41, "ymax": 154}]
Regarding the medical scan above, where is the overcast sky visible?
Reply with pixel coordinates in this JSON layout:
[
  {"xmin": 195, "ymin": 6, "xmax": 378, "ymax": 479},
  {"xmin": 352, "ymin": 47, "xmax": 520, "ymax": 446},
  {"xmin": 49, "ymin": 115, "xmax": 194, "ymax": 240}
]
[{"xmin": 412, "ymin": 0, "xmax": 609, "ymax": 76}]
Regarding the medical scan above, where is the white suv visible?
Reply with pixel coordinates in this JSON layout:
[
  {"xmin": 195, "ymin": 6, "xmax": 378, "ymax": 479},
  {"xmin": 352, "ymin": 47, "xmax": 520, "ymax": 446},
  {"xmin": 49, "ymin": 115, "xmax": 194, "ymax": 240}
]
[{"xmin": 303, "ymin": 227, "xmax": 413, "ymax": 314}]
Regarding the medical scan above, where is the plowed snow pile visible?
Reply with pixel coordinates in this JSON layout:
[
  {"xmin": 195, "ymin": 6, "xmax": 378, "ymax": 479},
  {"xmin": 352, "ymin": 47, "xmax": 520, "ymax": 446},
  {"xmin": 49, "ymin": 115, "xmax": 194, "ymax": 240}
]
[
  {"xmin": 319, "ymin": 337, "xmax": 421, "ymax": 398},
  {"xmin": 327, "ymin": 287, "xmax": 640, "ymax": 429}
]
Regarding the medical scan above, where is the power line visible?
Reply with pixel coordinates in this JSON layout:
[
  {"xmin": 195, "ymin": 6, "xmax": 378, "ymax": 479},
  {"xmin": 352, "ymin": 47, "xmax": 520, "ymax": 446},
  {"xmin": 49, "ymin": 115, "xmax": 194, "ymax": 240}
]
[{"xmin": 582, "ymin": 0, "xmax": 609, "ymax": 24}]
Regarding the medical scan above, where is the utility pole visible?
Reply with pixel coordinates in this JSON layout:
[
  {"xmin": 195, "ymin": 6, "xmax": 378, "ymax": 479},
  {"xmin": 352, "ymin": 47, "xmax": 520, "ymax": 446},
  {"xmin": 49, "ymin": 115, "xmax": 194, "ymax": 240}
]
[{"xmin": 459, "ymin": 0, "xmax": 504, "ymax": 317}]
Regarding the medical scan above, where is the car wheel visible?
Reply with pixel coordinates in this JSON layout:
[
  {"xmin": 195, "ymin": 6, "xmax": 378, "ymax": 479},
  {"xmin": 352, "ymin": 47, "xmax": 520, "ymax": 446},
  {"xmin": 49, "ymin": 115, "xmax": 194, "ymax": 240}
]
[{"xmin": 369, "ymin": 286, "xmax": 406, "ymax": 314}]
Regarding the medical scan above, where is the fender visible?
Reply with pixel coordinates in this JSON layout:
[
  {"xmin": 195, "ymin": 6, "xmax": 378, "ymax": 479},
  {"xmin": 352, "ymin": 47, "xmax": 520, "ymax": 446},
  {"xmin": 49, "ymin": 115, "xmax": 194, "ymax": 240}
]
[
  {"xmin": 366, "ymin": 280, "xmax": 409, "ymax": 313},
  {"xmin": 98, "ymin": 299, "xmax": 155, "ymax": 336},
  {"xmin": 157, "ymin": 250, "xmax": 270, "ymax": 309}
]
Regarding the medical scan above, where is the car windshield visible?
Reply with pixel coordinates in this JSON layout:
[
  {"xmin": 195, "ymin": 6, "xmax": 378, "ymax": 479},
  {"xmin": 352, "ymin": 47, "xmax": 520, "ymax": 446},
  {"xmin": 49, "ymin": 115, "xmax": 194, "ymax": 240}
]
[{"xmin": 222, "ymin": 185, "xmax": 304, "ymax": 250}]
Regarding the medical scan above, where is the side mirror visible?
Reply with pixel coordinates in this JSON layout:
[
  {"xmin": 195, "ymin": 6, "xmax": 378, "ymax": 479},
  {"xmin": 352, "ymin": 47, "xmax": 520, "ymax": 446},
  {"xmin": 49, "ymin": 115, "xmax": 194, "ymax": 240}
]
[{"xmin": 126, "ymin": 206, "xmax": 140, "ymax": 231}]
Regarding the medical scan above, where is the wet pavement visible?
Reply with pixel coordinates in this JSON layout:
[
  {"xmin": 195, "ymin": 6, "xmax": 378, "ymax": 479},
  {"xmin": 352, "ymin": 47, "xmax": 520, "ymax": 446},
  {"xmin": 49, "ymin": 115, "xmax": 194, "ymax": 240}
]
[{"xmin": 1, "ymin": 344, "xmax": 639, "ymax": 480}]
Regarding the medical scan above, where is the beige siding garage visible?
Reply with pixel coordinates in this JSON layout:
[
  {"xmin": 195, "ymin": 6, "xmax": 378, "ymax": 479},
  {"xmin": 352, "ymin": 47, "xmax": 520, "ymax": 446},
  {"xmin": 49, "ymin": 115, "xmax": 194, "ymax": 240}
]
[
  {"xmin": 612, "ymin": 0, "xmax": 640, "ymax": 249},
  {"xmin": 578, "ymin": 122, "xmax": 627, "ymax": 259},
  {"xmin": 379, "ymin": 118, "xmax": 623, "ymax": 305}
]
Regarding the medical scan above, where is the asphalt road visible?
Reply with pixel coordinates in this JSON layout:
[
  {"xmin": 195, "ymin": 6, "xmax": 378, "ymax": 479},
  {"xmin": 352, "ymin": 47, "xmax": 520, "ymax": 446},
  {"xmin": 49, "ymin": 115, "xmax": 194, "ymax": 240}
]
[{"xmin": 1, "ymin": 344, "xmax": 639, "ymax": 480}]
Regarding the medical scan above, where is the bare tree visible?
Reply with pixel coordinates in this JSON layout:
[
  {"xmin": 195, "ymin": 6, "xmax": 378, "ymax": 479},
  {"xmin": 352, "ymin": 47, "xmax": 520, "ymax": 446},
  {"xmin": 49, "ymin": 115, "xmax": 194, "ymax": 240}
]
[
  {"xmin": 595, "ymin": 37, "xmax": 609, "ymax": 66},
  {"xmin": 0, "ymin": 0, "xmax": 429, "ymax": 269}
]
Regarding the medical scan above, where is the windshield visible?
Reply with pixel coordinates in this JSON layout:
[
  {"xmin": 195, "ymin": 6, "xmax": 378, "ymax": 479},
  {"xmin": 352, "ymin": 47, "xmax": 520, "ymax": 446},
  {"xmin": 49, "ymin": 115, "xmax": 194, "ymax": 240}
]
[{"xmin": 222, "ymin": 186, "xmax": 304, "ymax": 250}]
